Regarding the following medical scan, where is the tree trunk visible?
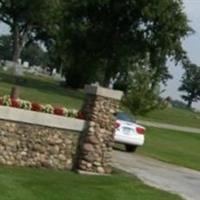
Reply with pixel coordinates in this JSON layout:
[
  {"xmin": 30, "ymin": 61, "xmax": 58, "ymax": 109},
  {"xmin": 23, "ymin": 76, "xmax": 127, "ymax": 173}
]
[
  {"xmin": 12, "ymin": 22, "xmax": 23, "ymax": 63},
  {"xmin": 187, "ymin": 99, "xmax": 193, "ymax": 108},
  {"xmin": 103, "ymin": 59, "xmax": 112, "ymax": 88},
  {"xmin": 10, "ymin": 86, "xmax": 20, "ymax": 99},
  {"xmin": 103, "ymin": 71, "xmax": 111, "ymax": 88}
]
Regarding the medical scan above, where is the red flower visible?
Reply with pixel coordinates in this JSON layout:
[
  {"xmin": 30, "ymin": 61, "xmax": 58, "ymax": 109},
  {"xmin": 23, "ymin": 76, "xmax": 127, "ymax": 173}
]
[
  {"xmin": 77, "ymin": 111, "xmax": 85, "ymax": 119},
  {"xmin": 11, "ymin": 99, "xmax": 20, "ymax": 108},
  {"xmin": 54, "ymin": 107, "xmax": 65, "ymax": 116},
  {"xmin": 31, "ymin": 102, "xmax": 43, "ymax": 112}
]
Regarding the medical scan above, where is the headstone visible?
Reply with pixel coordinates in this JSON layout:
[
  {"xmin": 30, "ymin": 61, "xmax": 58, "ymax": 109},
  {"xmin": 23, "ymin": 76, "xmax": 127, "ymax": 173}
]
[{"xmin": 23, "ymin": 61, "xmax": 29, "ymax": 68}]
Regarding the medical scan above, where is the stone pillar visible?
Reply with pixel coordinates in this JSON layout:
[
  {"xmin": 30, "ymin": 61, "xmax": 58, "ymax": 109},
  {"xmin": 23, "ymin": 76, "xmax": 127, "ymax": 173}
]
[{"xmin": 77, "ymin": 85, "xmax": 123, "ymax": 174}]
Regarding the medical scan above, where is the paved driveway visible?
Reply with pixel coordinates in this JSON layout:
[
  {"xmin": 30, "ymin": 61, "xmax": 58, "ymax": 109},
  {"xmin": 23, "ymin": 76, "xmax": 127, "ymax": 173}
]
[{"xmin": 112, "ymin": 151, "xmax": 200, "ymax": 200}]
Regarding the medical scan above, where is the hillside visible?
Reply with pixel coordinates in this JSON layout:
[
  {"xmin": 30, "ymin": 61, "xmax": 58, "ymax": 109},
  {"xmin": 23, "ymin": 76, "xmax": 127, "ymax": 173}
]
[
  {"xmin": 138, "ymin": 107, "xmax": 200, "ymax": 128},
  {"xmin": 0, "ymin": 69, "xmax": 199, "ymax": 128}
]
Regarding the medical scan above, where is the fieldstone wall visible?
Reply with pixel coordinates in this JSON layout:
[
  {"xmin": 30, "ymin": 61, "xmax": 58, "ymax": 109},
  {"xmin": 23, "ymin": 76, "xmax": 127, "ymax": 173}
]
[
  {"xmin": 0, "ymin": 120, "xmax": 79, "ymax": 169},
  {"xmin": 77, "ymin": 86, "xmax": 123, "ymax": 174},
  {"xmin": 0, "ymin": 85, "xmax": 122, "ymax": 174}
]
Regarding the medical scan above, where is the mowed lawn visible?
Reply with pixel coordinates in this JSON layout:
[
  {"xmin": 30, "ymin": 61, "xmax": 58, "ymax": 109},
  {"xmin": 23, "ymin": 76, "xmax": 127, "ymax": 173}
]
[
  {"xmin": 138, "ymin": 107, "xmax": 200, "ymax": 128},
  {"xmin": 1, "ymin": 69, "xmax": 200, "ymax": 128},
  {"xmin": 0, "ymin": 166, "xmax": 182, "ymax": 200},
  {"xmin": 137, "ymin": 127, "xmax": 200, "ymax": 171},
  {"xmin": 0, "ymin": 70, "xmax": 84, "ymax": 109}
]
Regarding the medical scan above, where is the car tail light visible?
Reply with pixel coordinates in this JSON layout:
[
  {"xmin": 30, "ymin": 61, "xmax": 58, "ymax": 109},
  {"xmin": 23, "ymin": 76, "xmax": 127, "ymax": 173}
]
[
  {"xmin": 136, "ymin": 127, "xmax": 145, "ymax": 134},
  {"xmin": 115, "ymin": 122, "xmax": 121, "ymax": 129}
]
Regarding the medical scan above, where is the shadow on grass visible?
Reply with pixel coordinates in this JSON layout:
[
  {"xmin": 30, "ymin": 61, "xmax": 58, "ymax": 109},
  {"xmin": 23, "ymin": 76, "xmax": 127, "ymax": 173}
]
[{"xmin": 0, "ymin": 71, "xmax": 85, "ymax": 101}]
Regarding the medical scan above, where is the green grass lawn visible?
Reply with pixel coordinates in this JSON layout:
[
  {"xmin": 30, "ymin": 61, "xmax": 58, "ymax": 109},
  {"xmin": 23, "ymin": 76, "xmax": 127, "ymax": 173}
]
[
  {"xmin": 0, "ymin": 70, "xmax": 197, "ymax": 198},
  {"xmin": 0, "ymin": 166, "xmax": 182, "ymax": 200},
  {"xmin": 0, "ymin": 70, "xmax": 84, "ymax": 109},
  {"xmin": 137, "ymin": 127, "xmax": 200, "ymax": 171},
  {"xmin": 1, "ymin": 69, "xmax": 200, "ymax": 128},
  {"xmin": 138, "ymin": 107, "xmax": 200, "ymax": 128}
]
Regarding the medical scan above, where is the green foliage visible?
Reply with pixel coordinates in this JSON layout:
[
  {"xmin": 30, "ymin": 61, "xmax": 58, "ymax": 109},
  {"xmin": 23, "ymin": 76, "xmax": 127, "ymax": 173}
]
[
  {"xmin": 1, "ymin": 95, "xmax": 11, "ymax": 106},
  {"xmin": 124, "ymin": 88, "xmax": 161, "ymax": 116},
  {"xmin": 21, "ymin": 43, "xmax": 48, "ymax": 66},
  {"xmin": 179, "ymin": 62, "xmax": 200, "ymax": 108},
  {"xmin": 170, "ymin": 99, "xmax": 187, "ymax": 109},
  {"xmin": 0, "ymin": 0, "xmax": 60, "ymax": 61},
  {"xmin": 0, "ymin": 34, "xmax": 12, "ymax": 60},
  {"xmin": 0, "ymin": 33, "xmax": 48, "ymax": 66},
  {"xmin": 20, "ymin": 100, "xmax": 32, "ymax": 110},
  {"xmin": 43, "ymin": 104, "xmax": 54, "ymax": 114},
  {"xmin": 53, "ymin": 0, "xmax": 191, "ymax": 88},
  {"xmin": 122, "ymin": 61, "xmax": 164, "ymax": 115},
  {"xmin": 0, "ymin": 0, "xmax": 192, "ymax": 91}
]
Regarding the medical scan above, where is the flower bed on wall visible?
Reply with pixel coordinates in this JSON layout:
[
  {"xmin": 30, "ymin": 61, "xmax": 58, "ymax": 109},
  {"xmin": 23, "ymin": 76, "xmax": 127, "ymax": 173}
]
[{"xmin": 0, "ymin": 95, "xmax": 79, "ymax": 118}]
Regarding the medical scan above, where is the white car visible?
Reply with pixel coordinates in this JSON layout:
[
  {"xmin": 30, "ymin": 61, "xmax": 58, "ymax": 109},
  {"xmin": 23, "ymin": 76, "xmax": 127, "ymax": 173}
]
[{"xmin": 114, "ymin": 112, "xmax": 146, "ymax": 152}]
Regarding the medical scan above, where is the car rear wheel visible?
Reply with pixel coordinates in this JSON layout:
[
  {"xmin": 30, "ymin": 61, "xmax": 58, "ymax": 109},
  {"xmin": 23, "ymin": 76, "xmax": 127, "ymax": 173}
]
[{"xmin": 125, "ymin": 145, "xmax": 137, "ymax": 152}]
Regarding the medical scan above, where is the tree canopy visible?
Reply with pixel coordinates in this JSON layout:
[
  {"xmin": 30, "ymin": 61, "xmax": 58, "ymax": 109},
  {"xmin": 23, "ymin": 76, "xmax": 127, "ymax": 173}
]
[
  {"xmin": 0, "ymin": 0, "xmax": 60, "ymax": 62},
  {"xmin": 0, "ymin": 0, "xmax": 191, "ymax": 89},
  {"xmin": 56, "ymin": 0, "xmax": 191, "ymax": 88},
  {"xmin": 21, "ymin": 43, "xmax": 48, "ymax": 66},
  {"xmin": 0, "ymin": 34, "xmax": 48, "ymax": 67}
]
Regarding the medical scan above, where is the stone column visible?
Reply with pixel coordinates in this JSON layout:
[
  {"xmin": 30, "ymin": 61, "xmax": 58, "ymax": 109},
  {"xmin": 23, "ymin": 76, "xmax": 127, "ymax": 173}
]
[{"xmin": 77, "ymin": 85, "xmax": 123, "ymax": 174}]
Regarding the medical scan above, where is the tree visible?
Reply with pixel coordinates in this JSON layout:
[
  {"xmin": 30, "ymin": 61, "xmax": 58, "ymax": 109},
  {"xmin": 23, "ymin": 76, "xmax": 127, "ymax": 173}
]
[
  {"xmin": 0, "ymin": 0, "xmax": 59, "ymax": 62},
  {"xmin": 58, "ymin": 0, "xmax": 191, "ymax": 88},
  {"xmin": 34, "ymin": 0, "xmax": 66, "ymax": 74},
  {"xmin": 21, "ymin": 43, "xmax": 48, "ymax": 66},
  {"xmin": 170, "ymin": 99, "xmax": 187, "ymax": 109},
  {"xmin": 0, "ymin": 35, "xmax": 47, "ymax": 66},
  {"xmin": 179, "ymin": 62, "xmax": 200, "ymax": 108},
  {"xmin": 119, "ymin": 59, "xmax": 164, "ymax": 115},
  {"xmin": 0, "ymin": 34, "xmax": 12, "ymax": 60}
]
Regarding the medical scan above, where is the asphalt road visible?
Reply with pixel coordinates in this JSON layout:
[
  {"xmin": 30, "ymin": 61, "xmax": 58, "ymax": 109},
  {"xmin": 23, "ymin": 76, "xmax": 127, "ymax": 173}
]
[
  {"xmin": 112, "ymin": 151, "xmax": 200, "ymax": 200},
  {"xmin": 137, "ymin": 120, "xmax": 200, "ymax": 134}
]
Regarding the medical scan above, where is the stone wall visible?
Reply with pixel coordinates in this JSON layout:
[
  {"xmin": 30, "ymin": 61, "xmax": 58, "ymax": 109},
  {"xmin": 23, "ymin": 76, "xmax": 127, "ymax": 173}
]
[
  {"xmin": 0, "ymin": 106, "xmax": 86, "ymax": 170},
  {"xmin": 0, "ymin": 85, "xmax": 122, "ymax": 174},
  {"xmin": 0, "ymin": 120, "xmax": 79, "ymax": 169},
  {"xmin": 77, "ymin": 86, "xmax": 123, "ymax": 174}
]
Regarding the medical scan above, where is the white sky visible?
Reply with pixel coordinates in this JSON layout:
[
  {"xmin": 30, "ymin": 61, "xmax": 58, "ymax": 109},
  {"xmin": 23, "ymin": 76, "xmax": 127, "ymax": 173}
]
[
  {"xmin": 0, "ymin": 0, "xmax": 200, "ymax": 110},
  {"xmin": 163, "ymin": 0, "xmax": 200, "ymax": 110}
]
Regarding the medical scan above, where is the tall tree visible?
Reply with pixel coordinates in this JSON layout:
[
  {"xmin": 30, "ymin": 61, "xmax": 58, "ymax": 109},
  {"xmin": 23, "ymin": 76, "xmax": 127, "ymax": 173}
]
[
  {"xmin": 179, "ymin": 62, "xmax": 200, "ymax": 108},
  {"xmin": 117, "ymin": 58, "xmax": 164, "ymax": 115},
  {"xmin": 58, "ymin": 0, "xmax": 191, "ymax": 88},
  {"xmin": 0, "ymin": 0, "xmax": 59, "ymax": 62}
]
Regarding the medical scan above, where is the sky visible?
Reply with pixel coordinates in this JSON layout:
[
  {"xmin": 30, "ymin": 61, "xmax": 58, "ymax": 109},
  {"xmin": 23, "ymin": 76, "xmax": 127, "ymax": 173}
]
[
  {"xmin": 163, "ymin": 0, "xmax": 200, "ymax": 110},
  {"xmin": 0, "ymin": 0, "xmax": 200, "ymax": 110}
]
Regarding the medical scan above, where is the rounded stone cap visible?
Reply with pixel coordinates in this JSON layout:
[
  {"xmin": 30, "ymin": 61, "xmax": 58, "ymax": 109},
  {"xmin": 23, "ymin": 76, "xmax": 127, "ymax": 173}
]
[{"xmin": 85, "ymin": 85, "xmax": 123, "ymax": 100}]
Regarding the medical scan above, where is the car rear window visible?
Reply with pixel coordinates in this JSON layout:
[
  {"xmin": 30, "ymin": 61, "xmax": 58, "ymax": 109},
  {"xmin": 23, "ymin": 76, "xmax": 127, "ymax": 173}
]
[{"xmin": 116, "ymin": 112, "xmax": 135, "ymax": 122}]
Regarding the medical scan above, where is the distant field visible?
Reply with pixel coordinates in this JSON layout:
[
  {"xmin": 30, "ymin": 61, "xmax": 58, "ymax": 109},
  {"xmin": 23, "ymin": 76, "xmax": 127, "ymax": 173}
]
[
  {"xmin": 0, "ymin": 166, "xmax": 183, "ymax": 200},
  {"xmin": 138, "ymin": 107, "xmax": 200, "ymax": 128},
  {"xmin": 137, "ymin": 127, "xmax": 200, "ymax": 171}
]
